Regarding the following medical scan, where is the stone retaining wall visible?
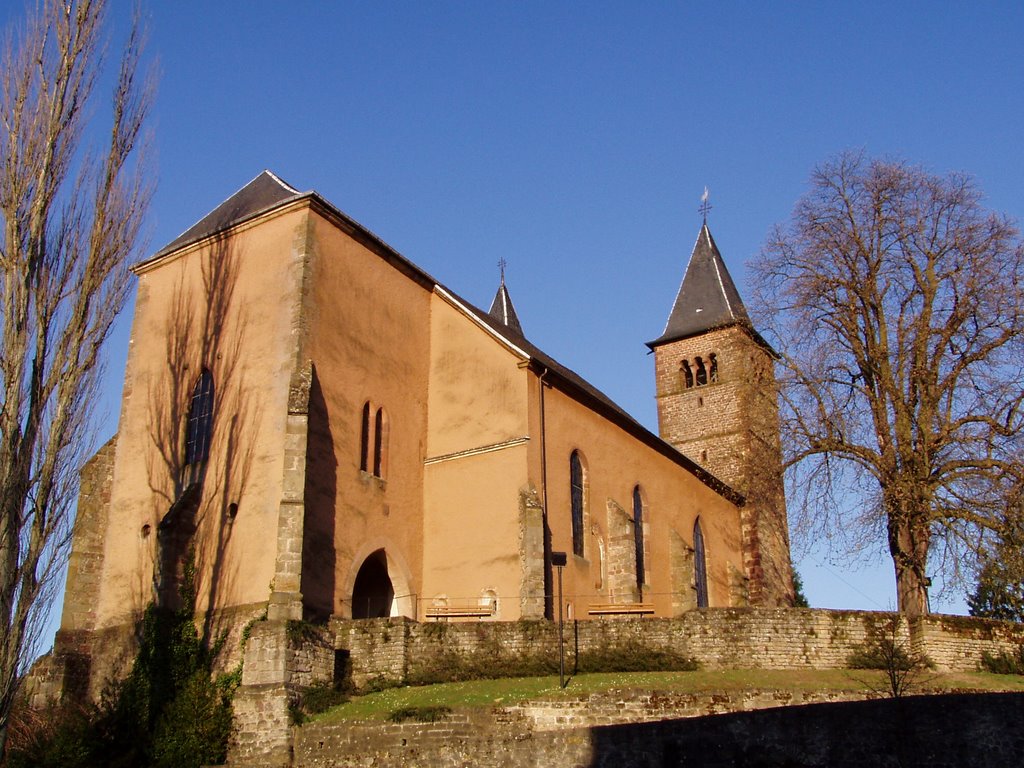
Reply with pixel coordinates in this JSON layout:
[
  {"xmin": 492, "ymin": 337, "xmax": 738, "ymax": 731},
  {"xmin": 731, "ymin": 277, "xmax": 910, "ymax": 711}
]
[
  {"xmin": 291, "ymin": 692, "xmax": 1024, "ymax": 767},
  {"xmin": 331, "ymin": 608, "xmax": 1024, "ymax": 689}
]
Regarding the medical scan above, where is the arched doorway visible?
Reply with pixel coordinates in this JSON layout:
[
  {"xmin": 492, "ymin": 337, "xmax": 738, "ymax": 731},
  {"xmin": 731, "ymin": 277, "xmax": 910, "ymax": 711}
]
[{"xmin": 351, "ymin": 549, "xmax": 395, "ymax": 618}]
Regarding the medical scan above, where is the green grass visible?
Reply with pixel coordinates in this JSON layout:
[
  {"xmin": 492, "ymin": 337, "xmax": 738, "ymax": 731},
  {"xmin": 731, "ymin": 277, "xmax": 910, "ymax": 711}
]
[{"xmin": 311, "ymin": 668, "xmax": 1024, "ymax": 724}]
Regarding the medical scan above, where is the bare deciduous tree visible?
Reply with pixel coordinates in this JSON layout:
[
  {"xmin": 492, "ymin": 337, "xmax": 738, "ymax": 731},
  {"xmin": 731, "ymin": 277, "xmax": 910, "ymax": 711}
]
[
  {"xmin": 752, "ymin": 152, "xmax": 1024, "ymax": 617},
  {"xmin": 0, "ymin": 0, "xmax": 151, "ymax": 754}
]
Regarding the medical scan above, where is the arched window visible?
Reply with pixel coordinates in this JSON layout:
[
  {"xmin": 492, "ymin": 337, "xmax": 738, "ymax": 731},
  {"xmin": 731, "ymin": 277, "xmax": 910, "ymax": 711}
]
[
  {"xmin": 681, "ymin": 360, "xmax": 694, "ymax": 389},
  {"xmin": 709, "ymin": 353, "xmax": 718, "ymax": 383},
  {"xmin": 695, "ymin": 357, "xmax": 708, "ymax": 386},
  {"xmin": 632, "ymin": 485, "xmax": 645, "ymax": 594},
  {"xmin": 694, "ymin": 518, "xmax": 709, "ymax": 608},
  {"xmin": 570, "ymin": 450, "xmax": 585, "ymax": 557},
  {"xmin": 184, "ymin": 369, "xmax": 214, "ymax": 469},
  {"xmin": 373, "ymin": 407, "xmax": 388, "ymax": 479},
  {"xmin": 359, "ymin": 402, "xmax": 371, "ymax": 472}
]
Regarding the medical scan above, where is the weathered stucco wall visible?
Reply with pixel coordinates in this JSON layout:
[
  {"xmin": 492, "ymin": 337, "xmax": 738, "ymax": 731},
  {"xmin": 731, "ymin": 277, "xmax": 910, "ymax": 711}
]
[
  {"xmin": 421, "ymin": 292, "xmax": 531, "ymax": 620},
  {"xmin": 301, "ymin": 210, "xmax": 433, "ymax": 621},
  {"xmin": 95, "ymin": 205, "xmax": 309, "ymax": 628},
  {"xmin": 540, "ymin": 381, "xmax": 745, "ymax": 617}
]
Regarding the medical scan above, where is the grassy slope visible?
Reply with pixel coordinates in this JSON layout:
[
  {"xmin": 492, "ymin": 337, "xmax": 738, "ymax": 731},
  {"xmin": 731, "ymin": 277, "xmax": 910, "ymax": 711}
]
[{"xmin": 313, "ymin": 669, "xmax": 1024, "ymax": 724}]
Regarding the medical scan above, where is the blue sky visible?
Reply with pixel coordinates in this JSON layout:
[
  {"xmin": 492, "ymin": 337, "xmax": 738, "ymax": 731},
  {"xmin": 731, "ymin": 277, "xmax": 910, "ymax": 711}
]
[{"xmin": 7, "ymin": 1, "xmax": 1024, "ymax": 647}]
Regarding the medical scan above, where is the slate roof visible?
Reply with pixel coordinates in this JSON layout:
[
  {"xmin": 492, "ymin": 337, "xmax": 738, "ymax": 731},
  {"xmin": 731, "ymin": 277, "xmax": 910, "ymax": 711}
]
[
  {"xmin": 145, "ymin": 173, "xmax": 745, "ymax": 505},
  {"xmin": 152, "ymin": 171, "xmax": 304, "ymax": 259},
  {"xmin": 648, "ymin": 223, "xmax": 751, "ymax": 348},
  {"xmin": 487, "ymin": 280, "xmax": 524, "ymax": 336}
]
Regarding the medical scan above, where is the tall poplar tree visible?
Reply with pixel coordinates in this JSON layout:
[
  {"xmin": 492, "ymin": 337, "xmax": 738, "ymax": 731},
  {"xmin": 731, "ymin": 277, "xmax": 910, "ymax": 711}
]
[{"xmin": 0, "ymin": 0, "xmax": 152, "ymax": 754}]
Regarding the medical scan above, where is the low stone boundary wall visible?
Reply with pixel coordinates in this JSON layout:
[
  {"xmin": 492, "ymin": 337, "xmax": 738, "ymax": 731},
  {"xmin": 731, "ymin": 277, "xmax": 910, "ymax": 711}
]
[
  {"xmin": 333, "ymin": 608, "xmax": 1024, "ymax": 688},
  {"xmin": 226, "ymin": 607, "xmax": 1024, "ymax": 765},
  {"xmin": 509, "ymin": 687, "xmax": 876, "ymax": 731},
  {"xmin": 292, "ymin": 692, "xmax": 1024, "ymax": 767}
]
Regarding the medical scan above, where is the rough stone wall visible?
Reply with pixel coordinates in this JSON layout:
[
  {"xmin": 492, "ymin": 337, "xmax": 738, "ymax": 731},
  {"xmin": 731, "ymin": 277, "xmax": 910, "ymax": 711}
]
[
  {"xmin": 291, "ymin": 693, "xmax": 1024, "ymax": 768},
  {"xmin": 604, "ymin": 499, "xmax": 639, "ymax": 603},
  {"xmin": 668, "ymin": 529, "xmax": 696, "ymax": 615},
  {"xmin": 222, "ymin": 609, "xmax": 1024, "ymax": 766},
  {"xmin": 231, "ymin": 619, "xmax": 334, "ymax": 766},
  {"xmin": 334, "ymin": 617, "xmax": 412, "ymax": 689},
  {"xmin": 269, "ymin": 363, "xmax": 312, "ymax": 622},
  {"xmin": 915, "ymin": 614, "xmax": 1024, "ymax": 669},
  {"xmin": 60, "ymin": 437, "xmax": 118, "ymax": 633},
  {"xmin": 518, "ymin": 486, "xmax": 546, "ymax": 619},
  {"xmin": 330, "ymin": 609, "xmax": 1024, "ymax": 682},
  {"xmin": 509, "ymin": 688, "xmax": 875, "ymax": 731},
  {"xmin": 653, "ymin": 325, "xmax": 794, "ymax": 607}
]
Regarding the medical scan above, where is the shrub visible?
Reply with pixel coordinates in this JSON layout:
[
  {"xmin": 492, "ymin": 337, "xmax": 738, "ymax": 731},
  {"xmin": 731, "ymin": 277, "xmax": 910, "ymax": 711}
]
[
  {"xmin": 576, "ymin": 645, "xmax": 698, "ymax": 674},
  {"xmin": 293, "ymin": 681, "xmax": 350, "ymax": 720},
  {"xmin": 845, "ymin": 617, "xmax": 934, "ymax": 698},
  {"xmin": 387, "ymin": 705, "xmax": 452, "ymax": 723},
  {"xmin": 980, "ymin": 646, "xmax": 1024, "ymax": 675}
]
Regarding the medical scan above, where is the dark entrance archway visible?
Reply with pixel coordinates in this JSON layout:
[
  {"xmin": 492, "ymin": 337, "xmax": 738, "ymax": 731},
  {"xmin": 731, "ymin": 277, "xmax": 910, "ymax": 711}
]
[{"xmin": 351, "ymin": 549, "xmax": 395, "ymax": 618}]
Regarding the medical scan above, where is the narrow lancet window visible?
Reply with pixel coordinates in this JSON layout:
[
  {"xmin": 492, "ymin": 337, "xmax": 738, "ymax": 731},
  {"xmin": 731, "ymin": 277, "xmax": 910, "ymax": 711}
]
[
  {"xmin": 184, "ymin": 369, "xmax": 214, "ymax": 469},
  {"xmin": 373, "ymin": 407, "xmax": 388, "ymax": 479},
  {"xmin": 633, "ymin": 485, "xmax": 645, "ymax": 595},
  {"xmin": 694, "ymin": 518, "xmax": 709, "ymax": 608},
  {"xmin": 360, "ymin": 402, "xmax": 371, "ymax": 472},
  {"xmin": 570, "ymin": 450, "xmax": 585, "ymax": 557},
  {"xmin": 709, "ymin": 353, "xmax": 718, "ymax": 383}
]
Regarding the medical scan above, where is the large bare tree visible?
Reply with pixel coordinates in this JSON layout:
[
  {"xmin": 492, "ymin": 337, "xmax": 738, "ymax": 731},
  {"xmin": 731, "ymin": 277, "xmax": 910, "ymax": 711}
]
[
  {"xmin": 752, "ymin": 152, "xmax": 1024, "ymax": 617},
  {"xmin": 0, "ymin": 0, "xmax": 151, "ymax": 754}
]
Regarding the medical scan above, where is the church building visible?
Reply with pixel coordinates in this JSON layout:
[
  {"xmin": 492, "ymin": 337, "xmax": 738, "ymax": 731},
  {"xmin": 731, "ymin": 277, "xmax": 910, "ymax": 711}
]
[{"xmin": 56, "ymin": 172, "xmax": 793, "ymax": 685}]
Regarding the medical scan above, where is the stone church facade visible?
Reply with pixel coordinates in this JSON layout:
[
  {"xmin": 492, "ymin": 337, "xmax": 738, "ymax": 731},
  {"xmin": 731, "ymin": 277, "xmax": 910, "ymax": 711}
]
[{"xmin": 53, "ymin": 172, "xmax": 793, "ymax": 695}]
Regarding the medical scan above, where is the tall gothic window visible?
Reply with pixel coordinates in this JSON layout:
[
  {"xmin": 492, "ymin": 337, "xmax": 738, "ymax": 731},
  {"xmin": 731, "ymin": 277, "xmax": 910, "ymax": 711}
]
[
  {"xmin": 570, "ymin": 450, "xmax": 585, "ymax": 557},
  {"xmin": 633, "ymin": 485, "xmax": 645, "ymax": 594},
  {"xmin": 694, "ymin": 517, "xmax": 709, "ymax": 608},
  {"xmin": 373, "ymin": 407, "xmax": 388, "ymax": 479},
  {"xmin": 184, "ymin": 369, "xmax": 214, "ymax": 470},
  {"xmin": 360, "ymin": 402, "xmax": 388, "ymax": 479},
  {"xmin": 360, "ymin": 402, "xmax": 371, "ymax": 472}
]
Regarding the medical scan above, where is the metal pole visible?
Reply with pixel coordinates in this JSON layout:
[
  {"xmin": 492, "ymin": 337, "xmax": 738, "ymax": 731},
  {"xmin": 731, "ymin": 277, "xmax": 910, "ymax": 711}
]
[{"xmin": 557, "ymin": 564, "xmax": 565, "ymax": 688}]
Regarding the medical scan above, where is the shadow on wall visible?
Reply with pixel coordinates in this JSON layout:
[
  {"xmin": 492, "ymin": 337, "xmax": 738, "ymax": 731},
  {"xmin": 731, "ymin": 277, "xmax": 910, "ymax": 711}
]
[
  {"xmin": 584, "ymin": 692, "xmax": 1024, "ymax": 767},
  {"xmin": 301, "ymin": 366, "xmax": 337, "ymax": 622},
  {"xmin": 144, "ymin": 231, "xmax": 262, "ymax": 645}
]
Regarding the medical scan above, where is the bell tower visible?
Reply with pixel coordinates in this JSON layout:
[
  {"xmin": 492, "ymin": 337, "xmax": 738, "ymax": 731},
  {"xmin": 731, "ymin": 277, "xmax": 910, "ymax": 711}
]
[{"xmin": 648, "ymin": 222, "xmax": 794, "ymax": 606}]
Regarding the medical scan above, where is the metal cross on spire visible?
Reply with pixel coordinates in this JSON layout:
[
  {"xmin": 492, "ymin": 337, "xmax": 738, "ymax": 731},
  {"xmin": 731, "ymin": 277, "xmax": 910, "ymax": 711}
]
[
  {"xmin": 699, "ymin": 186, "xmax": 712, "ymax": 223},
  {"xmin": 498, "ymin": 257, "xmax": 507, "ymax": 284}
]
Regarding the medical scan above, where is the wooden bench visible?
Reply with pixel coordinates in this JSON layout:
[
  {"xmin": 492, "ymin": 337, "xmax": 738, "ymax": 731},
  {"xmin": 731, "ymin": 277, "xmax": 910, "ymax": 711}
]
[
  {"xmin": 425, "ymin": 603, "xmax": 497, "ymax": 621},
  {"xmin": 587, "ymin": 602, "xmax": 655, "ymax": 617}
]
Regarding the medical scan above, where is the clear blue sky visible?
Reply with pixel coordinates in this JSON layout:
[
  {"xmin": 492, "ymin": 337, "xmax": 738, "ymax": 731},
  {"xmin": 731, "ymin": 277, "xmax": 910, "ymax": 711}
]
[{"xmin": 8, "ymin": 1, "xmax": 1024, "ymax": 649}]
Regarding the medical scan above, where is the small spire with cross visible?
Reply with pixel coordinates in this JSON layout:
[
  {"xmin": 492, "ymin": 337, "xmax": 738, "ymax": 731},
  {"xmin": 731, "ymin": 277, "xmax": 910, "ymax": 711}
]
[
  {"xmin": 498, "ymin": 257, "xmax": 507, "ymax": 285},
  {"xmin": 699, "ymin": 186, "xmax": 712, "ymax": 223}
]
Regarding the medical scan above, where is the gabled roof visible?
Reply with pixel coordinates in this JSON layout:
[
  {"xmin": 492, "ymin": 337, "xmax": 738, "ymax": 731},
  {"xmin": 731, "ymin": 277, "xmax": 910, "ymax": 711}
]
[
  {"xmin": 487, "ymin": 279, "xmax": 524, "ymax": 336},
  {"xmin": 648, "ymin": 223, "xmax": 751, "ymax": 348},
  {"xmin": 152, "ymin": 171, "xmax": 304, "ymax": 259}
]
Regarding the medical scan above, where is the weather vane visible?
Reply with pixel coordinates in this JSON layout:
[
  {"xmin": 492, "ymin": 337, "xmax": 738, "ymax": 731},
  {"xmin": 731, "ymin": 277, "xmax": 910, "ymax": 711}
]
[
  {"xmin": 699, "ymin": 186, "xmax": 712, "ymax": 223},
  {"xmin": 498, "ymin": 257, "xmax": 507, "ymax": 284}
]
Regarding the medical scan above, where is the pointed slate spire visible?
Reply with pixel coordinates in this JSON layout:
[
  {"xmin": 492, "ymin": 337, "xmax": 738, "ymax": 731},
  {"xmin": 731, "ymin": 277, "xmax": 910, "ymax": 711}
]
[
  {"xmin": 648, "ymin": 223, "xmax": 750, "ymax": 348},
  {"xmin": 155, "ymin": 170, "xmax": 303, "ymax": 257},
  {"xmin": 488, "ymin": 260, "xmax": 524, "ymax": 336}
]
